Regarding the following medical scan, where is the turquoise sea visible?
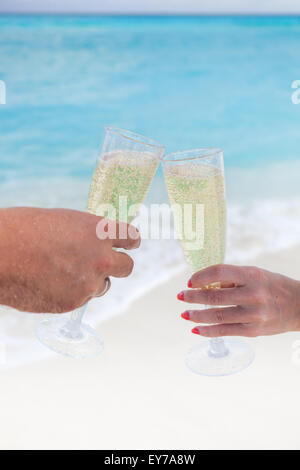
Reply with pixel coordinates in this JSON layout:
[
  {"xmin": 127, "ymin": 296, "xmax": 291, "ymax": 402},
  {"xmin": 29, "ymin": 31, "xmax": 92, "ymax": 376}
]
[
  {"xmin": 1, "ymin": 16, "xmax": 300, "ymax": 180},
  {"xmin": 1, "ymin": 15, "xmax": 300, "ymax": 366}
]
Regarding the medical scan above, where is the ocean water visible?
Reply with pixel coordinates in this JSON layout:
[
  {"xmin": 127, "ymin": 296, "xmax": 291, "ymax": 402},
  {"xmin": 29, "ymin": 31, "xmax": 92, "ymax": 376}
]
[{"xmin": 0, "ymin": 15, "xmax": 300, "ymax": 367}]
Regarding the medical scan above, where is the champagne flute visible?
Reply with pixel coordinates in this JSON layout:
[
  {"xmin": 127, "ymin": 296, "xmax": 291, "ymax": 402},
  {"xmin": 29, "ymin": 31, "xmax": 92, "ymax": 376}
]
[
  {"xmin": 162, "ymin": 148, "xmax": 254, "ymax": 376},
  {"xmin": 36, "ymin": 127, "xmax": 164, "ymax": 358}
]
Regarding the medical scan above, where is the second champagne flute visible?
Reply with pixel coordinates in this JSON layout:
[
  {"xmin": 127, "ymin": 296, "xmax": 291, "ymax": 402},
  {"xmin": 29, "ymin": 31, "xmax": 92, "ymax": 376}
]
[
  {"xmin": 36, "ymin": 127, "xmax": 164, "ymax": 358},
  {"xmin": 162, "ymin": 148, "xmax": 254, "ymax": 376}
]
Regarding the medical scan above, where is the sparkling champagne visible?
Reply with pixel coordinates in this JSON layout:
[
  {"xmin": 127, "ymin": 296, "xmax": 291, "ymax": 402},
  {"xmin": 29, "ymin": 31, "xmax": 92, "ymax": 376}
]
[
  {"xmin": 87, "ymin": 150, "xmax": 159, "ymax": 222},
  {"xmin": 164, "ymin": 163, "xmax": 226, "ymax": 271}
]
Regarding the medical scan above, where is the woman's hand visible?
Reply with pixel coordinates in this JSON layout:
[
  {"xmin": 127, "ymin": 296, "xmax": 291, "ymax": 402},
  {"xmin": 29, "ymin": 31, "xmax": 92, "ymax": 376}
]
[
  {"xmin": 0, "ymin": 207, "xmax": 140, "ymax": 313},
  {"xmin": 177, "ymin": 264, "xmax": 300, "ymax": 337}
]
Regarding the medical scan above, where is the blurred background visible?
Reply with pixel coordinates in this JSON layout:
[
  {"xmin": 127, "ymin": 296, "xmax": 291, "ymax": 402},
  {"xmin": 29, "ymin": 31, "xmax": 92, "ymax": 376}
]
[{"xmin": 1, "ymin": 1, "xmax": 300, "ymax": 203}]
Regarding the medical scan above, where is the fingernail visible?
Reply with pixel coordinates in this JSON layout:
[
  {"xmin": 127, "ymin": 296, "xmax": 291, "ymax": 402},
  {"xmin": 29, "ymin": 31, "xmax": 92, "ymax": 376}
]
[
  {"xmin": 187, "ymin": 279, "xmax": 192, "ymax": 288},
  {"xmin": 181, "ymin": 311, "xmax": 190, "ymax": 320},
  {"xmin": 177, "ymin": 292, "xmax": 184, "ymax": 301},
  {"xmin": 191, "ymin": 327, "xmax": 200, "ymax": 335}
]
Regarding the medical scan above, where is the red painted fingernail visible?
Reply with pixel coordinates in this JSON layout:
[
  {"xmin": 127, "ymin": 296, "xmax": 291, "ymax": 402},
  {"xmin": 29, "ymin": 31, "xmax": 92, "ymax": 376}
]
[
  {"xmin": 191, "ymin": 327, "xmax": 200, "ymax": 335},
  {"xmin": 187, "ymin": 279, "xmax": 192, "ymax": 288},
  {"xmin": 181, "ymin": 311, "xmax": 190, "ymax": 320},
  {"xmin": 177, "ymin": 292, "xmax": 184, "ymax": 301}
]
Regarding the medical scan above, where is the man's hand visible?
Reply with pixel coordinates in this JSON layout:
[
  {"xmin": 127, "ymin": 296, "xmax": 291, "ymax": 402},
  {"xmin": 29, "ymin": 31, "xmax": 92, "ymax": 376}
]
[
  {"xmin": 178, "ymin": 264, "xmax": 300, "ymax": 337},
  {"xmin": 0, "ymin": 207, "xmax": 140, "ymax": 313}
]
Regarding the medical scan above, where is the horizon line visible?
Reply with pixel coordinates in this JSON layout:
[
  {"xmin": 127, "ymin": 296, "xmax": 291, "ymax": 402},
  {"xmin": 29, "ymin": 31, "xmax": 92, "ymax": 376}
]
[{"xmin": 1, "ymin": 12, "xmax": 300, "ymax": 16}]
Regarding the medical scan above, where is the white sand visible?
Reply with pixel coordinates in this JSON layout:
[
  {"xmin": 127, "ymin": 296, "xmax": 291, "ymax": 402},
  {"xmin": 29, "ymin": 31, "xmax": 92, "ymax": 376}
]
[{"xmin": 1, "ymin": 246, "xmax": 300, "ymax": 450}]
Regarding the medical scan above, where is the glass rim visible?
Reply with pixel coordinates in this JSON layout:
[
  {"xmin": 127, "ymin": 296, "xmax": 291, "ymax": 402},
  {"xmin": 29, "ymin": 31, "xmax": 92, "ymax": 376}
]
[
  {"xmin": 104, "ymin": 126, "xmax": 165, "ymax": 151},
  {"xmin": 162, "ymin": 147, "xmax": 223, "ymax": 163}
]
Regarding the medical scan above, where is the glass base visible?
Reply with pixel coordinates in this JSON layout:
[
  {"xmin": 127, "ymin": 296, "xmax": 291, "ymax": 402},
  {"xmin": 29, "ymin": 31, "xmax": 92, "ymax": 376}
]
[
  {"xmin": 36, "ymin": 317, "xmax": 104, "ymax": 359},
  {"xmin": 185, "ymin": 339, "xmax": 254, "ymax": 376}
]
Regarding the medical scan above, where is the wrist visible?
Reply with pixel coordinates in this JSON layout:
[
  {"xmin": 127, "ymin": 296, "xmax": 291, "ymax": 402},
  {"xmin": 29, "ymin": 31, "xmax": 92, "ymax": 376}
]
[{"xmin": 0, "ymin": 207, "xmax": 37, "ymax": 310}]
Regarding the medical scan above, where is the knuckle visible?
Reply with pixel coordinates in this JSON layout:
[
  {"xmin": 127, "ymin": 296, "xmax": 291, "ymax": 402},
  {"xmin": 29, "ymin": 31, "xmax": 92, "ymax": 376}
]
[
  {"xmin": 213, "ymin": 264, "xmax": 225, "ymax": 278},
  {"xmin": 247, "ymin": 266, "xmax": 260, "ymax": 278},
  {"xmin": 205, "ymin": 289, "xmax": 219, "ymax": 304},
  {"xmin": 215, "ymin": 309, "xmax": 225, "ymax": 323},
  {"xmin": 259, "ymin": 309, "xmax": 272, "ymax": 323},
  {"xmin": 250, "ymin": 287, "xmax": 267, "ymax": 305},
  {"xmin": 249, "ymin": 306, "xmax": 266, "ymax": 322},
  {"xmin": 247, "ymin": 266, "xmax": 265, "ymax": 282}
]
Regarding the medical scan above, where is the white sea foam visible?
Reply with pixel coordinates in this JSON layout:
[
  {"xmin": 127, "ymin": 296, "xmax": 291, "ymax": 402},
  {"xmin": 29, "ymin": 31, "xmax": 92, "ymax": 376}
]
[{"xmin": 0, "ymin": 174, "xmax": 300, "ymax": 368}]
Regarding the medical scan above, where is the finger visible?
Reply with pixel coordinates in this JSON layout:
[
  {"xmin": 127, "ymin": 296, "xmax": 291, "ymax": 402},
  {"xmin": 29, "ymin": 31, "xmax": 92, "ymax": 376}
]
[
  {"xmin": 96, "ymin": 219, "xmax": 141, "ymax": 250},
  {"xmin": 181, "ymin": 306, "xmax": 255, "ymax": 324},
  {"xmin": 108, "ymin": 251, "xmax": 134, "ymax": 278},
  {"xmin": 191, "ymin": 323, "xmax": 257, "ymax": 337},
  {"xmin": 114, "ymin": 221, "xmax": 141, "ymax": 249},
  {"xmin": 178, "ymin": 286, "xmax": 250, "ymax": 306},
  {"xmin": 188, "ymin": 264, "xmax": 246, "ymax": 288}
]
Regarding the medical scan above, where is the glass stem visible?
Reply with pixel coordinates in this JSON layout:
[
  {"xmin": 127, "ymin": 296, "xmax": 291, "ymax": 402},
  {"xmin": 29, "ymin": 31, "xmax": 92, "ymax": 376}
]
[
  {"xmin": 208, "ymin": 337, "xmax": 229, "ymax": 358},
  {"xmin": 70, "ymin": 304, "xmax": 87, "ymax": 325},
  {"xmin": 60, "ymin": 304, "xmax": 88, "ymax": 340}
]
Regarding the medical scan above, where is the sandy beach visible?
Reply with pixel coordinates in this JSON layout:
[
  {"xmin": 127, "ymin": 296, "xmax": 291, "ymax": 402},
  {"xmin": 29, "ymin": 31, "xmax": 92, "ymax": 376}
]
[{"xmin": 0, "ymin": 245, "xmax": 300, "ymax": 450}]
